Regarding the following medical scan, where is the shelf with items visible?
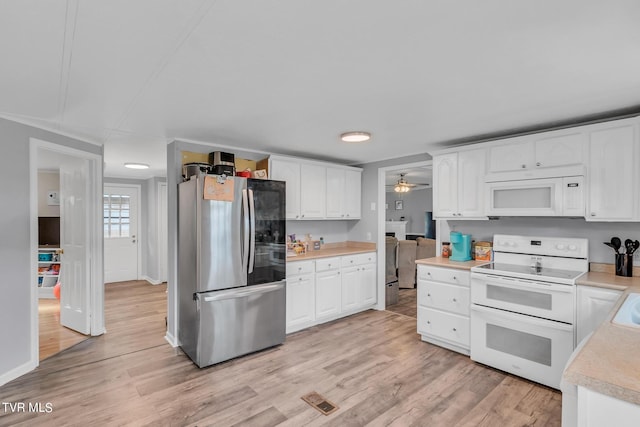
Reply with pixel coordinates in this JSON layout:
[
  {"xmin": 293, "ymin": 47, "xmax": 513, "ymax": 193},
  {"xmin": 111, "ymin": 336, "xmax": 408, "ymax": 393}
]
[{"xmin": 38, "ymin": 248, "xmax": 61, "ymax": 299}]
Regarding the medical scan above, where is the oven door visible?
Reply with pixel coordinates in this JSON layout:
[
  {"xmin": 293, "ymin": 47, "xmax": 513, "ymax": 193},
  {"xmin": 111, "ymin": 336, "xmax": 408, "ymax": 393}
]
[
  {"xmin": 471, "ymin": 273, "xmax": 575, "ymax": 323},
  {"xmin": 470, "ymin": 304, "xmax": 574, "ymax": 390}
]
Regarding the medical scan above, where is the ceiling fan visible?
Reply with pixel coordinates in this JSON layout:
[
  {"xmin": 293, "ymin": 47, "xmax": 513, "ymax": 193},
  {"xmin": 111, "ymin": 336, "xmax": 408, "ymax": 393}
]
[{"xmin": 388, "ymin": 173, "xmax": 429, "ymax": 193}]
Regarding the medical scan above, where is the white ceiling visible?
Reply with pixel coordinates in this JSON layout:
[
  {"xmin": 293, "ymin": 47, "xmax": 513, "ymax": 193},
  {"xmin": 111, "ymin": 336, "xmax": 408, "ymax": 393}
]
[{"xmin": 3, "ymin": 1, "xmax": 640, "ymax": 178}]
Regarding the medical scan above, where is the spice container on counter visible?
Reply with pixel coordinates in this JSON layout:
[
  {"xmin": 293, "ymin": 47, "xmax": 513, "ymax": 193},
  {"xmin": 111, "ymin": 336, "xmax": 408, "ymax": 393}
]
[{"xmin": 441, "ymin": 242, "xmax": 451, "ymax": 258}]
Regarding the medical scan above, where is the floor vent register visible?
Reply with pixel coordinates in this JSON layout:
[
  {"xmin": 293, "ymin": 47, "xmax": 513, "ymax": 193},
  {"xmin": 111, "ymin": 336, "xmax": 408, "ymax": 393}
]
[{"xmin": 301, "ymin": 391, "xmax": 339, "ymax": 416}]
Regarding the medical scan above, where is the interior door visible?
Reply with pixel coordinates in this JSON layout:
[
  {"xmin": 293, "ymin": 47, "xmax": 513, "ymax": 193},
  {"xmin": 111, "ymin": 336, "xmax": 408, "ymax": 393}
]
[
  {"xmin": 59, "ymin": 157, "xmax": 91, "ymax": 334},
  {"xmin": 104, "ymin": 186, "xmax": 139, "ymax": 283}
]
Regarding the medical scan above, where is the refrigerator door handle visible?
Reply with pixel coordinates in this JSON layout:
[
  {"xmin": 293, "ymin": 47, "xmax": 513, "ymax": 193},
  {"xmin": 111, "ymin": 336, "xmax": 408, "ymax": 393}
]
[
  {"xmin": 201, "ymin": 281, "xmax": 285, "ymax": 302},
  {"xmin": 242, "ymin": 188, "xmax": 250, "ymax": 273},
  {"xmin": 248, "ymin": 188, "xmax": 256, "ymax": 274}
]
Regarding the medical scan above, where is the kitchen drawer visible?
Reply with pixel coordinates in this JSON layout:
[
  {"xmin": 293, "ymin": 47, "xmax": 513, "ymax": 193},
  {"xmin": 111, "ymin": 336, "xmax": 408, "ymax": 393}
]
[
  {"xmin": 315, "ymin": 257, "xmax": 341, "ymax": 272},
  {"xmin": 417, "ymin": 265, "xmax": 469, "ymax": 287},
  {"xmin": 417, "ymin": 281, "xmax": 470, "ymax": 316},
  {"xmin": 286, "ymin": 260, "xmax": 314, "ymax": 276},
  {"xmin": 341, "ymin": 252, "xmax": 376, "ymax": 268},
  {"xmin": 417, "ymin": 306, "xmax": 470, "ymax": 348}
]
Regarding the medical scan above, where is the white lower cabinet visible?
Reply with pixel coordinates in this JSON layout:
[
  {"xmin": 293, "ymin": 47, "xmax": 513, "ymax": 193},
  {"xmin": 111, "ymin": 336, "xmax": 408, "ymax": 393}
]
[
  {"xmin": 417, "ymin": 264, "xmax": 470, "ymax": 355},
  {"xmin": 286, "ymin": 252, "xmax": 376, "ymax": 333},
  {"xmin": 315, "ymin": 268, "xmax": 342, "ymax": 321},
  {"xmin": 576, "ymin": 285, "xmax": 622, "ymax": 344},
  {"xmin": 286, "ymin": 273, "xmax": 315, "ymax": 333}
]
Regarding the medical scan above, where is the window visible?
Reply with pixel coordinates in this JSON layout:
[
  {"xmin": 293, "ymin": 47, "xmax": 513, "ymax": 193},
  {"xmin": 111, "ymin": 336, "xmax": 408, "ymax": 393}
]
[{"xmin": 103, "ymin": 194, "xmax": 131, "ymax": 238}]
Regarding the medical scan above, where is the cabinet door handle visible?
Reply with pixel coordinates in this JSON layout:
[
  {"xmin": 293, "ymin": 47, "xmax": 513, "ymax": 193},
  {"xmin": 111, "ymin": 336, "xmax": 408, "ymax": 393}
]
[
  {"xmin": 452, "ymin": 276, "xmax": 457, "ymax": 280},
  {"xmin": 427, "ymin": 321, "xmax": 431, "ymax": 324},
  {"xmin": 521, "ymin": 164, "xmax": 526, "ymax": 169},
  {"xmin": 452, "ymin": 298, "xmax": 457, "ymax": 302},
  {"xmin": 452, "ymin": 328, "xmax": 457, "ymax": 332},
  {"xmin": 590, "ymin": 212, "xmax": 596, "ymax": 217},
  {"xmin": 427, "ymin": 272, "xmax": 431, "ymax": 276},
  {"xmin": 427, "ymin": 293, "xmax": 431, "ymax": 297},
  {"xmin": 536, "ymin": 162, "xmax": 541, "ymax": 167}
]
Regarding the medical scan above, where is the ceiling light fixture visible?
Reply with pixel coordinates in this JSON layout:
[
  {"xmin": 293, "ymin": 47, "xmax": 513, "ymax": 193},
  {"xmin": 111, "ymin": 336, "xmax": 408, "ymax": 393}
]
[
  {"xmin": 394, "ymin": 174, "xmax": 412, "ymax": 193},
  {"xmin": 124, "ymin": 163, "xmax": 150, "ymax": 170},
  {"xmin": 340, "ymin": 131, "xmax": 371, "ymax": 143}
]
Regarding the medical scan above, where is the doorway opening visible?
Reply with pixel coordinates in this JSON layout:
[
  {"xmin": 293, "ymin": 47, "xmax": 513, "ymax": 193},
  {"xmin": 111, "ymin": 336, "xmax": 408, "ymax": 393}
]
[
  {"xmin": 30, "ymin": 138, "xmax": 104, "ymax": 365},
  {"xmin": 376, "ymin": 160, "xmax": 433, "ymax": 314},
  {"xmin": 104, "ymin": 184, "xmax": 141, "ymax": 283}
]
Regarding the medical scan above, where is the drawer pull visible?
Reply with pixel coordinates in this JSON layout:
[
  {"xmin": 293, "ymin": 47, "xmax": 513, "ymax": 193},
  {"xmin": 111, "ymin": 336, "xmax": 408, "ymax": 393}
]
[
  {"xmin": 452, "ymin": 328, "xmax": 457, "ymax": 332},
  {"xmin": 427, "ymin": 293, "xmax": 431, "ymax": 297},
  {"xmin": 427, "ymin": 321, "xmax": 431, "ymax": 324},
  {"xmin": 452, "ymin": 276, "xmax": 457, "ymax": 280},
  {"xmin": 452, "ymin": 298, "xmax": 457, "ymax": 302}
]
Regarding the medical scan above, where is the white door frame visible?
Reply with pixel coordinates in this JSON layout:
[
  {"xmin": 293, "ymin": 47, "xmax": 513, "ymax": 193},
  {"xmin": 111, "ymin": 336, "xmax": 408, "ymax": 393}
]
[
  {"xmin": 103, "ymin": 183, "xmax": 142, "ymax": 282},
  {"xmin": 29, "ymin": 138, "xmax": 104, "ymax": 367},
  {"xmin": 158, "ymin": 181, "xmax": 168, "ymax": 283},
  {"xmin": 376, "ymin": 160, "xmax": 433, "ymax": 310}
]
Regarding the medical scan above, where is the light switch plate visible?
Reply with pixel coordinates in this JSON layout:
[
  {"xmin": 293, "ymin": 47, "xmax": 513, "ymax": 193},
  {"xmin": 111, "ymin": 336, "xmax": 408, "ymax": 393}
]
[{"xmin": 370, "ymin": 202, "xmax": 376, "ymax": 211}]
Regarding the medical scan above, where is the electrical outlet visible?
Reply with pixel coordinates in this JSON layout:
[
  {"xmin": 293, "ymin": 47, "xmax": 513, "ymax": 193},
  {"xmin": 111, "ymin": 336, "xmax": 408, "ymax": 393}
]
[{"xmin": 366, "ymin": 232, "xmax": 372, "ymax": 241}]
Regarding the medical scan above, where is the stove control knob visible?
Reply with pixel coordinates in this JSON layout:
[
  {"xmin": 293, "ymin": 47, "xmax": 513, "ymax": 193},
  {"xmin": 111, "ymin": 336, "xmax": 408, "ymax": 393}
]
[
  {"xmin": 556, "ymin": 244, "xmax": 565, "ymax": 250},
  {"xmin": 569, "ymin": 245, "xmax": 577, "ymax": 251}
]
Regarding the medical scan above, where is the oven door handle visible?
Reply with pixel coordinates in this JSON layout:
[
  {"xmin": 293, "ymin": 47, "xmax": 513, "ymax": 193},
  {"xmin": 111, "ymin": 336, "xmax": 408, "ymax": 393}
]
[
  {"xmin": 471, "ymin": 304, "xmax": 574, "ymax": 332},
  {"xmin": 474, "ymin": 274, "xmax": 573, "ymax": 293}
]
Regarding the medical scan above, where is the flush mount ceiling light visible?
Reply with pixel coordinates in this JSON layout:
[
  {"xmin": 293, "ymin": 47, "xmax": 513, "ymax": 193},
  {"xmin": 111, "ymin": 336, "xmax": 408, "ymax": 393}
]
[
  {"xmin": 340, "ymin": 131, "xmax": 371, "ymax": 143},
  {"xmin": 124, "ymin": 162, "xmax": 150, "ymax": 170}
]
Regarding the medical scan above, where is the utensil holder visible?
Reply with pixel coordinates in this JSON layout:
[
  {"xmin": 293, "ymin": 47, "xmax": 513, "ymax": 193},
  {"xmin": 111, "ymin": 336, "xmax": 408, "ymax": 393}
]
[{"xmin": 615, "ymin": 253, "xmax": 633, "ymax": 277}]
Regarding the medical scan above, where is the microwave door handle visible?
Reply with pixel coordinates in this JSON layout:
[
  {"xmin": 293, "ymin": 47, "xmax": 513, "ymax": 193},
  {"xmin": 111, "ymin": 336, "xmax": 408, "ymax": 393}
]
[
  {"xmin": 248, "ymin": 188, "xmax": 255, "ymax": 274},
  {"xmin": 242, "ymin": 189, "xmax": 250, "ymax": 273}
]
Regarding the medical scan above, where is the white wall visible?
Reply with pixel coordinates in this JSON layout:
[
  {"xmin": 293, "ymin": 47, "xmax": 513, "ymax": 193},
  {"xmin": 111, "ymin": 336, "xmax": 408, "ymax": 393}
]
[
  {"xmin": 385, "ymin": 188, "xmax": 433, "ymax": 234},
  {"xmin": 348, "ymin": 154, "xmax": 432, "ymax": 243},
  {"xmin": 0, "ymin": 117, "xmax": 102, "ymax": 386},
  {"xmin": 441, "ymin": 218, "xmax": 640, "ymax": 264},
  {"xmin": 287, "ymin": 221, "xmax": 349, "ymax": 244}
]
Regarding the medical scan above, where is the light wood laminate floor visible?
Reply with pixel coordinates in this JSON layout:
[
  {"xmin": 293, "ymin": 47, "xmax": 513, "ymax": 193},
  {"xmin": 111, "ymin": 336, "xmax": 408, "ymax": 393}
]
[
  {"xmin": 386, "ymin": 288, "xmax": 417, "ymax": 318},
  {"xmin": 1, "ymin": 281, "xmax": 561, "ymax": 426},
  {"xmin": 39, "ymin": 299, "xmax": 88, "ymax": 361}
]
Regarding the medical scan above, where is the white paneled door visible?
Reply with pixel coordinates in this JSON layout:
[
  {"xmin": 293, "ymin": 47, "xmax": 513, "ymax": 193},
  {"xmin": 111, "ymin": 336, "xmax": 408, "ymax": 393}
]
[
  {"xmin": 104, "ymin": 186, "xmax": 139, "ymax": 283},
  {"xmin": 60, "ymin": 157, "xmax": 91, "ymax": 335}
]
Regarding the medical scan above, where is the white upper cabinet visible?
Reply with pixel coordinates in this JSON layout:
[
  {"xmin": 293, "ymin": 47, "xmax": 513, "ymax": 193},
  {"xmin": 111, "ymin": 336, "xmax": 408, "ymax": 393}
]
[
  {"xmin": 270, "ymin": 156, "xmax": 362, "ymax": 220},
  {"xmin": 433, "ymin": 153, "xmax": 458, "ymax": 218},
  {"xmin": 458, "ymin": 148, "xmax": 486, "ymax": 217},
  {"xmin": 533, "ymin": 131, "xmax": 586, "ymax": 168},
  {"xmin": 270, "ymin": 158, "xmax": 301, "ymax": 219},
  {"xmin": 433, "ymin": 148, "xmax": 486, "ymax": 219},
  {"xmin": 488, "ymin": 137, "xmax": 534, "ymax": 173},
  {"xmin": 488, "ymin": 130, "xmax": 587, "ymax": 175},
  {"xmin": 300, "ymin": 164, "xmax": 326, "ymax": 219},
  {"xmin": 587, "ymin": 120, "xmax": 638, "ymax": 221},
  {"xmin": 344, "ymin": 169, "xmax": 362, "ymax": 219},
  {"xmin": 325, "ymin": 167, "xmax": 345, "ymax": 218},
  {"xmin": 325, "ymin": 168, "xmax": 362, "ymax": 219}
]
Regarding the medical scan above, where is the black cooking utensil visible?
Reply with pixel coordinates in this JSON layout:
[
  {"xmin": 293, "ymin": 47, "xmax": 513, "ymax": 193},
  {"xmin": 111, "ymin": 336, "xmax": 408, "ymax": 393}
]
[
  {"xmin": 625, "ymin": 239, "xmax": 634, "ymax": 254},
  {"xmin": 611, "ymin": 237, "xmax": 622, "ymax": 253},
  {"xmin": 603, "ymin": 242, "xmax": 618, "ymax": 252},
  {"xmin": 629, "ymin": 240, "xmax": 640, "ymax": 256}
]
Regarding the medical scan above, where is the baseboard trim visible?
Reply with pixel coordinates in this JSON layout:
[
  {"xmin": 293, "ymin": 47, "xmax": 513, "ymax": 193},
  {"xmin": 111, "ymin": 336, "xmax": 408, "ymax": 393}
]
[
  {"xmin": 165, "ymin": 331, "xmax": 179, "ymax": 348},
  {"xmin": 141, "ymin": 275, "xmax": 163, "ymax": 285},
  {"xmin": 0, "ymin": 359, "xmax": 37, "ymax": 387}
]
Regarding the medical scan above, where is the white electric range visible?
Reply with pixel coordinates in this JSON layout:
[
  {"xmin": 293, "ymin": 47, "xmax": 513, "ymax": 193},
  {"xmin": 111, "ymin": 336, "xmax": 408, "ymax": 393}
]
[{"xmin": 470, "ymin": 234, "xmax": 588, "ymax": 390}]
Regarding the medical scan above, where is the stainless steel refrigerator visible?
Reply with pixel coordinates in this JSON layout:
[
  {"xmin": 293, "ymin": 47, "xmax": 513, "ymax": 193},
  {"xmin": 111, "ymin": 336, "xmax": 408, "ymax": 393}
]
[{"xmin": 178, "ymin": 174, "xmax": 286, "ymax": 368}]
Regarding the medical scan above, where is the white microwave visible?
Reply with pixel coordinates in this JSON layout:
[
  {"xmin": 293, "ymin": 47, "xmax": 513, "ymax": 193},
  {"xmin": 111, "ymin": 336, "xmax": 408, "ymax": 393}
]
[{"xmin": 486, "ymin": 176, "xmax": 584, "ymax": 217}]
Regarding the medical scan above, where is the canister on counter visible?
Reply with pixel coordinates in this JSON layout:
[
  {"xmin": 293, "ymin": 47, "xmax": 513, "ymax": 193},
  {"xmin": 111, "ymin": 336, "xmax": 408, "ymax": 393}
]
[{"xmin": 441, "ymin": 242, "xmax": 451, "ymax": 258}]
